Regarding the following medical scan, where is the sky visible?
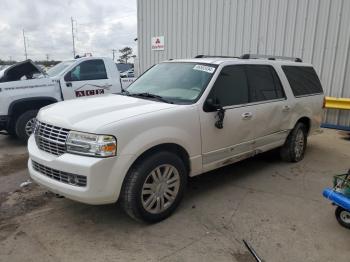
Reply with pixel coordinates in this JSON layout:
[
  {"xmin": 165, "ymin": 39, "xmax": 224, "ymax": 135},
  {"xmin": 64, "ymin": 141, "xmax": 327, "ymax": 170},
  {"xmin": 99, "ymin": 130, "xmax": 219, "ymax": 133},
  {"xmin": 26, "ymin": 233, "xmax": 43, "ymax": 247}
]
[{"xmin": 0, "ymin": 0, "xmax": 137, "ymax": 62}]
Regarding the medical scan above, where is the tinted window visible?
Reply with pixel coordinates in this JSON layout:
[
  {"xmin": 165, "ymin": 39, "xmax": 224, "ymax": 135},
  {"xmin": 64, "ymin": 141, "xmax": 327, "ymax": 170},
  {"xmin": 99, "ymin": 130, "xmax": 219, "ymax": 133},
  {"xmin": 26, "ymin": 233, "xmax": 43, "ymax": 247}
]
[
  {"xmin": 246, "ymin": 65, "xmax": 285, "ymax": 102},
  {"xmin": 282, "ymin": 66, "xmax": 323, "ymax": 97},
  {"xmin": 69, "ymin": 60, "xmax": 107, "ymax": 81},
  {"xmin": 208, "ymin": 65, "xmax": 249, "ymax": 107}
]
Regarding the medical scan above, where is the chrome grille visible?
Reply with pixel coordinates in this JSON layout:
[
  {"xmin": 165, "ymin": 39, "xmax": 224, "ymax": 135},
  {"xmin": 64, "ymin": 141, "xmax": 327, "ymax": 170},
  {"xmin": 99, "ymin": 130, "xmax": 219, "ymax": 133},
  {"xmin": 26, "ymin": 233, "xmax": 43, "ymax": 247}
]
[
  {"xmin": 32, "ymin": 161, "xmax": 87, "ymax": 187},
  {"xmin": 34, "ymin": 121, "xmax": 70, "ymax": 156}
]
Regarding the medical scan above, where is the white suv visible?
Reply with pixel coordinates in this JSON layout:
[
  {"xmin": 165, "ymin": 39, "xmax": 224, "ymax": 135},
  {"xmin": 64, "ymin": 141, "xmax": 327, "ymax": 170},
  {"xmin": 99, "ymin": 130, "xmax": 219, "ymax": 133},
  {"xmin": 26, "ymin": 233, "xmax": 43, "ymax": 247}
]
[{"xmin": 28, "ymin": 54, "xmax": 324, "ymax": 222}]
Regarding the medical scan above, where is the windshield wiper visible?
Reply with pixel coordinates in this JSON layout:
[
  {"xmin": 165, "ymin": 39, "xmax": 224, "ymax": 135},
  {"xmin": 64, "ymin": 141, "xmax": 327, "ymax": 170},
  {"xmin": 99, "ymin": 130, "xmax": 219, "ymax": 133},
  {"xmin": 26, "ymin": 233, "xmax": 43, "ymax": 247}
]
[{"xmin": 128, "ymin": 92, "xmax": 173, "ymax": 104}]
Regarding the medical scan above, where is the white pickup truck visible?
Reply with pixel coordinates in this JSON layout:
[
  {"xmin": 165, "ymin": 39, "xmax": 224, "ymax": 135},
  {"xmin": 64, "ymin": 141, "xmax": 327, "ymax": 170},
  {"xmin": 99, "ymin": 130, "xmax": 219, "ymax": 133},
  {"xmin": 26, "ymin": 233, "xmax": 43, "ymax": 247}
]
[
  {"xmin": 28, "ymin": 54, "xmax": 324, "ymax": 223},
  {"xmin": 0, "ymin": 57, "xmax": 122, "ymax": 141}
]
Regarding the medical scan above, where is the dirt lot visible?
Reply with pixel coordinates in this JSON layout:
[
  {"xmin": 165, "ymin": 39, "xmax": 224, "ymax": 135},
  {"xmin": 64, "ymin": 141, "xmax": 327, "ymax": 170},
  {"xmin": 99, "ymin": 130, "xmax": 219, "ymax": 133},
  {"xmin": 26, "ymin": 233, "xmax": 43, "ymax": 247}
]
[{"xmin": 0, "ymin": 130, "xmax": 350, "ymax": 262}]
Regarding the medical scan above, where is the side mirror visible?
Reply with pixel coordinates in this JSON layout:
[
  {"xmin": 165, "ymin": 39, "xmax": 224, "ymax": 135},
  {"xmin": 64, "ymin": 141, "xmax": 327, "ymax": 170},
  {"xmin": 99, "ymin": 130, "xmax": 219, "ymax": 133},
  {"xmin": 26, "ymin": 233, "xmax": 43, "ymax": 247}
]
[
  {"xmin": 204, "ymin": 98, "xmax": 221, "ymax": 112},
  {"xmin": 204, "ymin": 98, "xmax": 226, "ymax": 129},
  {"xmin": 64, "ymin": 72, "xmax": 72, "ymax": 82}
]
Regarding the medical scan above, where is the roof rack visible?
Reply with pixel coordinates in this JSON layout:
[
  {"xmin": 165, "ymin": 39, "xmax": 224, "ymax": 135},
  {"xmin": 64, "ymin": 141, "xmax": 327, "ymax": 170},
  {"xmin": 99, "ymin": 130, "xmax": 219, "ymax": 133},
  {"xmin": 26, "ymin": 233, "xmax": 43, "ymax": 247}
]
[
  {"xmin": 194, "ymin": 55, "xmax": 239, "ymax": 59},
  {"xmin": 240, "ymin": 54, "xmax": 302, "ymax": 62}
]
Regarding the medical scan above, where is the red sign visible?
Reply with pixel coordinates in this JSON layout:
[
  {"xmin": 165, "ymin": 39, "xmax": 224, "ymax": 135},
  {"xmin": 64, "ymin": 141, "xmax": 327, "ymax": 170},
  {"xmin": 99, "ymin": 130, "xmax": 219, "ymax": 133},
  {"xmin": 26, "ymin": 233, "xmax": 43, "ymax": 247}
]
[
  {"xmin": 75, "ymin": 89, "xmax": 105, "ymax": 97},
  {"xmin": 151, "ymin": 36, "xmax": 164, "ymax": 51}
]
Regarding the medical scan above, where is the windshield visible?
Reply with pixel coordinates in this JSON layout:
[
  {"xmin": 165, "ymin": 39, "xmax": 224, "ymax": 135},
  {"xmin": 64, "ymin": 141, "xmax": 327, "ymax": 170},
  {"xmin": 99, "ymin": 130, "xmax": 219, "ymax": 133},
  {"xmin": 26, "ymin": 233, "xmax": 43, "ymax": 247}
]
[
  {"xmin": 47, "ymin": 60, "xmax": 75, "ymax": 77},
  {"xmin": 127, "ymin": 62, "xmax": 217, "ymax": 104}
]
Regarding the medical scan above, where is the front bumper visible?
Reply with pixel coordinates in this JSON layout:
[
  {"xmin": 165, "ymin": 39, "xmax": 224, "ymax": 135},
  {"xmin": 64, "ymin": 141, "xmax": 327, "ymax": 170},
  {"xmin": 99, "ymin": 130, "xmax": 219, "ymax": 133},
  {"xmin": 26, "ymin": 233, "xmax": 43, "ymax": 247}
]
[{"xmin": 27, "ymin": 135, "xmax": 133, "ymax": 205}]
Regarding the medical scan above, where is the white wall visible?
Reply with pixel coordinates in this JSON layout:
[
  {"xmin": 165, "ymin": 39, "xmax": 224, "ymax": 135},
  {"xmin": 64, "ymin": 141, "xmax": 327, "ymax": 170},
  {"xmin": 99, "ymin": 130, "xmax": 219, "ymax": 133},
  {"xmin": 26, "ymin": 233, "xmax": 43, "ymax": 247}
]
[{"xmin": 137, "ymin": 0, "xmax": 350, "ymax": 126}]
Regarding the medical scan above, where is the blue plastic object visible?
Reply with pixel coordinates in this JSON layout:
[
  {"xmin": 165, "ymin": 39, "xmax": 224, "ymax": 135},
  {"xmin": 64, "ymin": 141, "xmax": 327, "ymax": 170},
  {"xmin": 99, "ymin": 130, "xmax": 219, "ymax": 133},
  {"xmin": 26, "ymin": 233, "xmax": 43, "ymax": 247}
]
[
  {"xmin": 321, "ymin": 123, "xmax": 350, "ymax": 132},
  {"xmin": 323, "ymin": 188, "xmax": 350, "ymax": 210}
]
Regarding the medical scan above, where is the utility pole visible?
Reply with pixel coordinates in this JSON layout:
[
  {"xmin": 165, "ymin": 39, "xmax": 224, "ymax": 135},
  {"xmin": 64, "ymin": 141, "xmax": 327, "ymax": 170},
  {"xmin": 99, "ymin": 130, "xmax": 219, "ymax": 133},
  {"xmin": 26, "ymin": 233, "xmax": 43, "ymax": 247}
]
[
  {"xmin": 22, "ymin": 29, "xmax": 28, "ymax": 60},
  {"xmin": 46, "ymin": 54, "xmax": 49, "ymax": 61},
  {"xmin": 112, "ymin": 49, "xmax": 117, "ymax": 61},
  {"xmin": 71, "ymin": 17, "xmax": 76, "ymax": 58}
]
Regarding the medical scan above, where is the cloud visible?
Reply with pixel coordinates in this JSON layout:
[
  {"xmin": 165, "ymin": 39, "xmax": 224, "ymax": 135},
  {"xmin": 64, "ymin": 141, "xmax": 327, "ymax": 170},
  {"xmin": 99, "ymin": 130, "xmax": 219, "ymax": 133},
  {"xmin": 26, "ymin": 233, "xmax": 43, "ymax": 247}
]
[{"xmin": 0, "ymin": 0, "xmax": 137, "ymax": 61}]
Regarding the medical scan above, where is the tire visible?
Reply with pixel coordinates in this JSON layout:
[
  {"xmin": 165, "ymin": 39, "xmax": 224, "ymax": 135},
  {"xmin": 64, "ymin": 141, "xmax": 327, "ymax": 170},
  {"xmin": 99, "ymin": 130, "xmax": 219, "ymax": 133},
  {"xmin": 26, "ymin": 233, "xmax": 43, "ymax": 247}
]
[
  {"xmin": 6, "ymin": 120, "xmax": 17, "ymax": 138},
  {"xmin": 15, "ymin": 110, "xmax": 38, "ymax": 143},
  {"xmin": 335, "ymin": 206, "xmax": 350, "ymax": 229},
  {"xmin": 280, "ymin": 122, "xmax": 307, "ymax": 162},
  {"xmin": 120, "ymin": 151, "xmax": 187, "ymax": 223}
]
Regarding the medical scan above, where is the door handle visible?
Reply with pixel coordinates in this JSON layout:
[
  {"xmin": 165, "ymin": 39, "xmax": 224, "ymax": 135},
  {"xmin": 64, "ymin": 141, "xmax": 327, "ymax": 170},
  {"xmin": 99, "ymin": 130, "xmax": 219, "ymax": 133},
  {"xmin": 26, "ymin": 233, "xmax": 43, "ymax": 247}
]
[
  {"xmin": 242, "ymin": 112, "xmax": 253, "ymax": 120},
  {"xmin": 282, "ymin": 105, "xmax": 291, "ymax": 112},
  {"xmin": 66, "ymin": 82, "xmax": 72, "ymax": 87}
]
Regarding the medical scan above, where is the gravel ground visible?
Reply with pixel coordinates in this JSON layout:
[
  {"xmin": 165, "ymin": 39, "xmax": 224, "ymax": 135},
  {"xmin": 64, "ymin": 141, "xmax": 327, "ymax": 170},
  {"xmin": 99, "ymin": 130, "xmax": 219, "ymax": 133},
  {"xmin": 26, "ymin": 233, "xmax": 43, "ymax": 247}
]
[{"xmin": 0, "ymin": 130, "xmax": 350, "ymax": 262}]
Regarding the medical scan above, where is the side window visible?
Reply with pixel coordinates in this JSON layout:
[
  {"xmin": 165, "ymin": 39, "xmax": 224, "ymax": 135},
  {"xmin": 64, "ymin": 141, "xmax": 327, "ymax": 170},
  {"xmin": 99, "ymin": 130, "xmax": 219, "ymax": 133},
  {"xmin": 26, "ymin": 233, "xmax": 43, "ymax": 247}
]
[
  {"xmin": 68, "ymin": 60, "xmax": 107, "ymax": 81},
  {"xmin": 282, "ymin": 66, "xmax": 323, "ymax": 97},
  {"xmin": 208, "ymin": 65, "xmax": 249, "ymax": 107},
  {"xmin": 245, "ymin": 65, "xmax": 285, "ymax": 102}
]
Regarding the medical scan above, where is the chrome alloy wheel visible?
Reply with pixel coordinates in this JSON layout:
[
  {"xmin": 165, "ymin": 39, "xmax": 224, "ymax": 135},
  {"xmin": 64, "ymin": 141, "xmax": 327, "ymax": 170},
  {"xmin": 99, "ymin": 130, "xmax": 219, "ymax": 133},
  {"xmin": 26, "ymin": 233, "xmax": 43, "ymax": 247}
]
[
  {"xmin": 340, "ymin": 210, "xmax": 350, "ymax": 224},
  {"xmin": 294, "ymin": 129, "xmax": 305, "ymax": 159},
  {"xmin": 141, "ymin": 164, "xmax": 180, "ymax": 214},
  {"xmin": 25, "ymin": 118, "xmax": 36, "ymax": 137}
]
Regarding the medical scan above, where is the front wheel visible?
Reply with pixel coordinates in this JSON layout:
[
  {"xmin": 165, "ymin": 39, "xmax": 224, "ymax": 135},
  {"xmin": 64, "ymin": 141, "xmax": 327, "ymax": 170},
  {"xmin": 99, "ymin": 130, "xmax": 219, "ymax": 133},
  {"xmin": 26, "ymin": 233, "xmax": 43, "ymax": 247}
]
[
  {"xmin": 335, "ymin": 206, "xmax": 350, "ymax": 229},
  {"xmin": 120, "ymin": 151, "xmax": 187, "ymax": 223},
  {"xmin": 15, "ymin": 110, "xmax": 38, "ymax": 143}
]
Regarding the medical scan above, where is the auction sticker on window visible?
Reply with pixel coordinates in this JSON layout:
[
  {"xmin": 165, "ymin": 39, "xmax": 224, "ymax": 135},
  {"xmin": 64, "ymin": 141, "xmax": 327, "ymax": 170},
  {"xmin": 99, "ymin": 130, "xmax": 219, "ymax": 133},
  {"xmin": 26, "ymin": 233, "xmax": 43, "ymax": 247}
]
[{"xmin": 193, "ymin": 64, "xmax": 216, "ymax": 74}]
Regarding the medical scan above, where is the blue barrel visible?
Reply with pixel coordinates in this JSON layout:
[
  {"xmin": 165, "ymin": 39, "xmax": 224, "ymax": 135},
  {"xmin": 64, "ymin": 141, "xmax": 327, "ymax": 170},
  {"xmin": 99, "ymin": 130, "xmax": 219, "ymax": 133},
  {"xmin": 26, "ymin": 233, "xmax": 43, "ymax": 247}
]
[{"xmin": 323, "ymin": 188, "xmax": 350, "ymax": 210}]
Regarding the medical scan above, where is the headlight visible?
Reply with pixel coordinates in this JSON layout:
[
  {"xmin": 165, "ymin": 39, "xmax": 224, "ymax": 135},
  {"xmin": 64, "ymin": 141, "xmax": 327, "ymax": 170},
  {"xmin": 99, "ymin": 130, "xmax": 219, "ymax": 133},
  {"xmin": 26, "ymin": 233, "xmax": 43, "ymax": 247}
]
[{"xmin": 66, "ymin": 131, "xmax": 117, "ymax": 157}]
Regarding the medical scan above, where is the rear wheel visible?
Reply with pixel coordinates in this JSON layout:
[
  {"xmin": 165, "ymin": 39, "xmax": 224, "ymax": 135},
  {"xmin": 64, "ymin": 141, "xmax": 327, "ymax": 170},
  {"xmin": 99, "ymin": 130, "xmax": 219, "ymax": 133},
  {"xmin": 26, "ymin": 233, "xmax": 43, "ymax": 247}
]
[
  {"xmin": 280, "ymin": 122, "xmax": 307, "ymax": 162},
  {"xmin": 121, "ymin": 151, "xmax": 187, "ymax": 223},
  {"xmin": 15, "ymin": 110, "xmax": 38, "ymax": 142},
  {"xmin": 335, "ymin": 206, "xmax": 350, "ymax": 229}
]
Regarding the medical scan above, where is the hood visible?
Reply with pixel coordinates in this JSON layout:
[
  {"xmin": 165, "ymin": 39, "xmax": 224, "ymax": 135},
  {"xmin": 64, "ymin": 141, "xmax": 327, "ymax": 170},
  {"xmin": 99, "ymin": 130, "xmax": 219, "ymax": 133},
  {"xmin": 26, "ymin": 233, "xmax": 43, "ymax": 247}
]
[
  {"xmin": 37, "ymin": 94, "xmax": 178, "ymax": 132},
  {"xmin": 0, "ymin": 60, "xmax": 46, "ymax": 82}
]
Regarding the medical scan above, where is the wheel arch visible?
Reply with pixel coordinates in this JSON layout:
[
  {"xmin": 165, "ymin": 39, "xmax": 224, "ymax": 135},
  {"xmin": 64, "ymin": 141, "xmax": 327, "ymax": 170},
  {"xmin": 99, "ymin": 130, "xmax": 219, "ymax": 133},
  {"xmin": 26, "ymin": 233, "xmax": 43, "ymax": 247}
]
[
  {"xmin": 8, "ymin": 97, "xmax": 58, "ymax": 117},
  {"xmin": 7, "ymin": 97, "xmax": 57, "ymax": 133},
  {"xmin": 127, "ymin": 143, "xmax": 191, "ymax": 176},
  {"xmin": 296, "ymin": 116, "xmax": 311, "ymax": 134}
]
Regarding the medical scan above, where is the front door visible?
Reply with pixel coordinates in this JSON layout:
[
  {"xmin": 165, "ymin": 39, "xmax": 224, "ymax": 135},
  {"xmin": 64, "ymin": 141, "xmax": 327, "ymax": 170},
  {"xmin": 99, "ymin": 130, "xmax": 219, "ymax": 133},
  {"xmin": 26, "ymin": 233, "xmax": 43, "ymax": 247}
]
[
  {"xmin": 200, "ymin": 65, "xmax": 256, "ymax": 172},
  {"xmin": 60, "ymin": 59, "xmax": 113, "ymax": 100}
]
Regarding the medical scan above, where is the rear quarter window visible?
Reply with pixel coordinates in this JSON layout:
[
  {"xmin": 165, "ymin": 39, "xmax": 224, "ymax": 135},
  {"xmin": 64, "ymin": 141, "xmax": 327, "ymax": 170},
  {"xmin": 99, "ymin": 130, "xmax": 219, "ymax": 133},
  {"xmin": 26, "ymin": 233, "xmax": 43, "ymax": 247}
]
[{"xmin": 282, "ymin": 66, "xmax": 323, "ymax": 97}]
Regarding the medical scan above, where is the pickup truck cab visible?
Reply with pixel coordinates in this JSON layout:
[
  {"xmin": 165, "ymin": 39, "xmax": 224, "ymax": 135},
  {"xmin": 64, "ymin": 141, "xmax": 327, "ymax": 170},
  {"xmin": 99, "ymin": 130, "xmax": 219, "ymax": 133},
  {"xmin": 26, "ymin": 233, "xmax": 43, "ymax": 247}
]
[
  {"xmin": 28, "ymin": 54, "xmax": 324, "ymax": 222},
  {"xmin": 0, "ymin": 57, "xmax": 121, "ymax": 141}
]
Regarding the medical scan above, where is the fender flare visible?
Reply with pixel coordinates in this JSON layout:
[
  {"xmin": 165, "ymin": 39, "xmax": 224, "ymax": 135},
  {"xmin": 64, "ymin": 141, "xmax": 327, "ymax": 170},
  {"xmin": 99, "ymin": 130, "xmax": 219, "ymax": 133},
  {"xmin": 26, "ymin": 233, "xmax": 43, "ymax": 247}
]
[{"xmin": 8, "ymin": 96, "xmax": 58, "ymax": 116}]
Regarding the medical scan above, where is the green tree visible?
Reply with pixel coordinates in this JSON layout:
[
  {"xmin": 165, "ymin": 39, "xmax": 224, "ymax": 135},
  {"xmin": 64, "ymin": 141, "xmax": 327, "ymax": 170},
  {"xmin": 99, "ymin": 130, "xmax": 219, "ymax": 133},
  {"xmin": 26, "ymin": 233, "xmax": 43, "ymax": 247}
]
[{"xmin": 117, "ymin": 47, "xmax": 133, "ymax": 64}]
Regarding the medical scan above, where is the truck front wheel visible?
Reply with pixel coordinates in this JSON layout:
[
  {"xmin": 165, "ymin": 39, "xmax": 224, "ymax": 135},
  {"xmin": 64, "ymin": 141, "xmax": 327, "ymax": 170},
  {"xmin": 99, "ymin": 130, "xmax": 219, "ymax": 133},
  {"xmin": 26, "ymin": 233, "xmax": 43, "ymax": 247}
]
[
  {"xmin": 15, "ymin": 110, "xmax": 38, "ymax": 142},
  {"xmin": 6, "ymin": 120, "xmax": 17, "ymax": 138},
  {"xmin": 121, "ymin": 151, "xmax": 187, "ymax": 223}
]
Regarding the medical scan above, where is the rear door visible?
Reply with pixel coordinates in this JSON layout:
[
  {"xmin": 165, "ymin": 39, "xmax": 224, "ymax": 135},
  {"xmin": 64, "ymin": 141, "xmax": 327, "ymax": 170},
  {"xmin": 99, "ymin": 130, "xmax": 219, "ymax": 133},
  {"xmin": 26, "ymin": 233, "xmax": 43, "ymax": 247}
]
[
  {"xmin": 60, "ymin": 59, "xmax": 114, "ymax": 100},
  {"xmin": 245, "ymin": 65, "xmax": 291, "ymax": 151}
]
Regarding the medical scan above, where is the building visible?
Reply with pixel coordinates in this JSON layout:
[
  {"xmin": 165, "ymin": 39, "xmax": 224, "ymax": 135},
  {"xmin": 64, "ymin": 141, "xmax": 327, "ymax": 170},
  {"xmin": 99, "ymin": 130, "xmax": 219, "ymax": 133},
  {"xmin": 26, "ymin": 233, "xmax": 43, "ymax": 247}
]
[{"xmin": 136, "ymin": 0, "xmax": 350, "ymax": 127}]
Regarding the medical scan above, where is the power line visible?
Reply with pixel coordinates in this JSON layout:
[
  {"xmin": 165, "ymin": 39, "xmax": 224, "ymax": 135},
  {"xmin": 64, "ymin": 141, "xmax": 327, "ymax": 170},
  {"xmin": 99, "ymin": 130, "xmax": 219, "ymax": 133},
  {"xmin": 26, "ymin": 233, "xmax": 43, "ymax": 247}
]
[
  {"xmin": 76, "ymin": 13, "xmax": 136, "ymax": 26},
  {"xmin": 22, "ymin": 29, "xmax": 28, "ymax": 60}
]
